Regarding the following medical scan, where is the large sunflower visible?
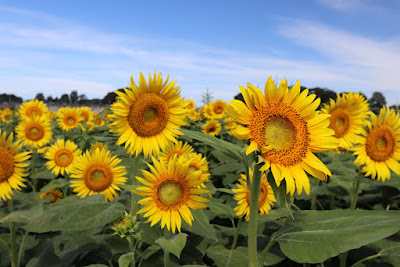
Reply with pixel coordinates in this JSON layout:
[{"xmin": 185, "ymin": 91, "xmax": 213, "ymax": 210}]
[
  {"xmin": 44, "ymin": 139, "xmax": 82, "ymax": 176},
  {"xmin": 110, "ymin": 72, "xmax": 188, "ymax": 158},
  {"xmin": 353, "ymin": 107, "xmax": 400, "ymax": 181},
  {"xmin": 321, "ymin": 92, "xmax": 370, "ymax": 150},
  {"xmin": 227, "ymin": 77, "xmax": 338, "ymax": 195},
  {"xmin": 16, "ymin": 116, "xmax": 53, "ymax": 148},
  {"xmin": 135, "ymin": 156, "xmax": 210, "ymax": 233},
  {"xmin": 233, "ymin": 169, "xmax": 275, "ymax": 221},
  {"xmin": 57, "ymin": 107, "xmax": 83, "ymax": 131},
  {"xmin": 0, "ymin": 130, "xmax": 31, "ymax": 201},
  {"xmin": 158, "ymin": 141, "xmax": 194, "ymax": 163},
  {"xmin": 18, "ymin": 99, "xmax": 50, "ymax": 120},
  {"xmin": 70, "ymin": 148, "xmax": 127, "ymax": 201}
]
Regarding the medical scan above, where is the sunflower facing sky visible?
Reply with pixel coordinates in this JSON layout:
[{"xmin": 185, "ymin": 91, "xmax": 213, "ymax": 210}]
[
  {"xmin": 0, "ymin": 130, "xmax": 31, "ymax": 201},
  {"xmin": 233, "ymin": 169, "xmax": 275, "ymax": 221},
  {"xmin": 70, "ymin": 148, "xmax": 127, "ymax": 201},
  {"xmin": 18, "ymin": 99, "xmax": 50, "ymax": 120},
  {"xmin": 16, "ymin": 116, "xmax": 53, "ymax": 148},
  {"xmin": 57, "ymin": 107, "xmax": 83, "ymax": 131},
  {"xmin": 202, "ymin": 119, "xmax": 221, "ymax": 136},
  {"xmin": 109, "ymin": 72, "xmax": 188, "ymax": 158},
  {"xmin": 227, "ymin": 77, "xmax": 338, "ymax": 195},
  {"xmin": 135, "ymin": 156, "xmax": 210, "ymax": 233},
  {"xmin": 44, "ymin": 139, "xmax": 82, "ymax": 176},
  {"xmin": 353, "ymin": 107, "xmax": 400, "ymax": 182},
  {"xmin": 321, "ymin": 92, "xmax": 370, "ymax": 150}
]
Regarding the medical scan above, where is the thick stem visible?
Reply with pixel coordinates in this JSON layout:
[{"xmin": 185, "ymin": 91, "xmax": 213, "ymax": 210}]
[
  {"xmin": 130, "ymin": 156, "xmax": 140, "ymax": 215},
  {"xmin": 248, "ymin": 164, "xmax": 261, "ymax": 267},
  {"xmin": 8, "ymin": 200, "xmax": 17, "ymax": 267},
  {"xmin": 231, "ymin": 218, "xmax": 244, "ymax": 250},
  {"xmin": 163, "ymin": 228, "xmax": 170, "ymax": 267},
  {"xmin": 31, "ymin": 149, "xmax": 38, "ymax": 192}
]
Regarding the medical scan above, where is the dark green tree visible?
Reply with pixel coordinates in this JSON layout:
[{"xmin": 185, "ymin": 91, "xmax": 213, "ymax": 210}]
[
  {"xmin": 70, "ymin": 90, "xmax": 78, "ymax": 104},
  {"xmin": 35, "ymin": 93, "xmax": 45, "ymax": 101},
  {"xmin": 369, "ymin": 92, "xmax": 386, "ymax": 114},
  {"xmin": 60, "ymin": 94, "xmax": 69, "ymax": 104}
]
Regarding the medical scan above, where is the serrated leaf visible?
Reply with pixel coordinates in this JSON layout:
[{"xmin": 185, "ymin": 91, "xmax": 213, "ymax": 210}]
[
  {"xmin": 118, "ymin": 252, "xmax": 135, "ymax": 267},
  {"xmin": 23, "ymin": 195, "xmax": 125, "ymax": 233},
  {"xmin": 274, "ymin": 210, "xmax": 400, "ymax": 263},
  {"xmin": 207, "ymin": 245, "xmax": 248, "ymax": 267},
  {"xmin": 156, "ymin": 233, "xmax": 187, "ymax": 258}
]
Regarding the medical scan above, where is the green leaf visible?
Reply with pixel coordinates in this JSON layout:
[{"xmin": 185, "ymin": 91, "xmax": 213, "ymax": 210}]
[
  {"xmin": 118, "ymin": 252, "xmax": 135, "ymax": 267},
  {"xmin": 155, "ymin": 233, "xmax": 187, "ymax": 258},
  {"xmin": 369, "ymin": 239, "xmax": 400, "ymax": 266},
  {"xmin": 208, "ymin": 201, "xmax": 235, "ymax": 219},
  {"xmin": 30, "ymin": 169, "xmax": 56, "ymax": 180},
  {"xmin": 274, "ymin": 210, "xmax": 400, "ymax": 263},
  {"xmin": 0, "ymin": 205, "xmax": 43, "ymax": 224},
  {"xmin": 40, "ymin": 179, "xmax": 68, "ymax": 193},
  {"xmin": 207, "ymin": 245, "xmax": 248, "ymax": 267},
  {"xmin": 184, "ymin": 210, "xmax": 217, "ymax": 241},
  {"xmin": 23, "ymin": 195, "xmax": 125, "ymax": 233},
  {"xmin": 92, "ymin": 136, "xmax": 116, "ymax": 142},
  {"xmin": 179, "ymin": 129, "xmax": 243, "ymax": 159},
  {"xmin": 267, "ymin": 173, "xmax": 293, "ymax": 218}
]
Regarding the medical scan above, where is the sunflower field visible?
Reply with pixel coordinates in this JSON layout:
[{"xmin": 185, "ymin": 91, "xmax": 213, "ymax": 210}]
[{"xmin": 1, "ymin": 72, "xmax": 400, "ymax": 267}]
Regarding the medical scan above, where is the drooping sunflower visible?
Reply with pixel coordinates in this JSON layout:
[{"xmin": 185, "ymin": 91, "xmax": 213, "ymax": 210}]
[
  {"xmin": 227, "ymin": 77, "xmax": 338, "ymax": 195},
  {"xmin": 233, "ymin": 168, "xmax": 276, "ymax": 221},
  {"xmin": 16, "ymin": 116, "xmax": 53, "ymax": 148},
  {"xmin": 109, "ymin": 72, "xmax": 188, "ymax": 158},
  {"xmin": 70, "ymin": 148, "xmax": 127, "ymax": 201},
  {"xmin": 0, "ymin": 130, "xmax": 31, "ymax": 201},
  {"xmin": 185, "ymin": 99, "xmax": 196, "ymax": 111},
  {"xmin": 353, "ymin": 107, "xmax": 400, "ymax": 181},
  {"xmin": 44, "ymin": 139, "xmax": 82, "ymax": 176},
  {"xmin": 135, "ymin": 156, "xmax": 210, "ymax": 233},
  {"xmin": 158, "ymin": 141, "xmax": 194, "ymax": 163},
  {"xmin": 211, "ymin": 100, "xmax": 227, "ymax": 119},
  {"xmin": 40, "ymin": 189, "xmax": 63, "ymax": 203},
  {"xmin": 18, "ymin": 99, "xmax": 50, "ymax": 120},
  {"xmin": 321, "ymin": 92, "xmax": 370, "ymax": 150},
  {"xmin": 202, "ymin": 119, "xmax": 221, "ymax": 136},
  {"xmin": 57, "ymin": 107, "xmax": 83, "ymax": 131},
  {"xmin": 185, "ymin": 152, "xmax": 211, "ymax": 188}
]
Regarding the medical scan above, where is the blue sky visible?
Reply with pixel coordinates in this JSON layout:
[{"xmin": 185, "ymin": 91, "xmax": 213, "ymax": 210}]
[{"xmin": 1, "ymin": 0, "xmax": 400, "ymax": 106}]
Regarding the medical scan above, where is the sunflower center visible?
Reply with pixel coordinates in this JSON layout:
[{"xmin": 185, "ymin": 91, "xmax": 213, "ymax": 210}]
[
  {"xmin": 0, "ymin": 147, "xmax": 15, "ymax": 182},
  {"xmin": 329, "ymin": 108, "xmax": 350, "ymax": 138},
  {"xmin": 366, "ymin": 126, "xmax": 395, "ymax": 161},
  {"xmin": 208, "ymin": 126, "xmax": 216, "ymax": 133},
  {"xmin": 55, "ymin": 149, "xmax": 73, "ymax": 167},
  {"xmin": 81, "ymin": 112, "xmax": 89, "ymax": 122},
  {"xmin": 84, "ymin": 165, "xmax": 113, "ymax": 192},
  {"xmin": 214, "ymin": 105, "xmax": 224, "ymax": 114},
  {"xmin": 64, "ymin": 115, "xmax": 77, "ymax": 126},
  {"xmin": 94, "ymin": 117, "xmax": 102, "ymax": 125},
  {"xmin": 25, "ymin": 124, "xmax": 44, "ymax": 141},
  {"xmin": 245, "ymin": 182, "xmax": 268, "ymax": 206},
  {"xmin": 128, "ymin": 93, "xmax": 169, "ymax": 137},
  {"xmin": 249, "ymin": 103, "xmax": 309, "ymax": 166},
  {"xmin": 158, "ymin": 180, "xmax": 184, "ymax": 206},
  {"xmin": 27, "ymin": 107, "xmax": 42, "ymax": 117}
]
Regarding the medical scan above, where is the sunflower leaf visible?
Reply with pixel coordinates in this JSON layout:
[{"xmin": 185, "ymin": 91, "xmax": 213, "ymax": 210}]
[
  {"xmin": 207, "ymin": 245, "xmax": 248, "ymax": 267},
  {"xmin": 155, "ymin": 233, "xmax": 187, "ymax": 259},
  {"xmin": 273, "ymin": 210, "xmax": 400, "ymax": 264},
  {"xmin": 184, "ymin": 210, "xmax": 218, "ymax": 241},
  {"xmin": 118, "ymin": 252, "xmax": 135, "ymax": 267}
]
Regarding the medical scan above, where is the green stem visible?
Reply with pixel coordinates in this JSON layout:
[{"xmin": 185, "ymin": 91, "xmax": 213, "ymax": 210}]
[
  {"xmin": 350, "ymin": 253, "xmax": 381, "ymax": 267},
  {"xmin": 258, "ymin": 240, "xmax": 276, "ymax": 267},
  {"xmin": 127, "ymin": 236, "xmax": 136, "ymax": 267},
  {"xmin": 248, "ymin": 164, "xmax": 261, "ymax": 267},
  {"xmin": 164, "ymin": 228, "xmax": 170, "ymax": 267},
  {"xmin": 17, "ymin": 232, "xmax": 28, "ymax": 267},
  {"xmin": 231, "ymin": 218, "xmax": 244, "ymax": 250},
  {"xmin": 8, "ymin": 199, "xmax": 17, "ymax": 267},
  {"xmin": 130, "ymin": 156, "xmax": 140, "ymax": 215},
  {"xmin": 31, "ymin": 149, "xmax": 38, "ymax": 192}
]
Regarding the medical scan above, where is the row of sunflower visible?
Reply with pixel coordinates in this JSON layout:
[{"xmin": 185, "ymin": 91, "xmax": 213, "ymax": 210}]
[{"xmin": 0, "ymin": 72, "xmax": 400, "ymax": 267}]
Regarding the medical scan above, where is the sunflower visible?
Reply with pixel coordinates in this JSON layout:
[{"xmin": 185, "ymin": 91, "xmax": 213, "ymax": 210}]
[
  {"xmin": 40, "ymin": 189, "xmax": 63, "ymax": 203},
  {"xmin": 185, "ymin": 152, "xmax": 211, "ymax": 188},
  {"xmin": 80, "ymin": 106, "xmax": 94, "ymax": 123},
  {"xmin": 233, "ymin": 168, "xmax": 275, "ymax": 221},
  {"xmin": 109, "ymin": 72, "xmax": 188, "ymax": 158},
  {"xmin": 18, "ymin": 99, "xmax": 50, "ymax": 120},
  {"xmin": 93, "ymin": 113, "xmax": 105, "ymax": 126},
  {"xmin": 353, "ymin": 107, "xmax": 400, "ymax": 181},
  {"xmin": 70, "ymin": 148, "xmax": 127, "ymax": 201},
  {"xmin": 158, "ymin": 141, "xmax": 194, "ymax": 163},
  {"xmin": 185, "ymin": 99, "xmax": 196, "ymax": 111},
  {"xmin": 57, "ymin": 107, "xmax": 83, "ymax": 131},
  {"xmin": 44, "ymin": 139, "xmax": 82, "ymax": 176},
  {"xmin": 202, "ymin": 104, "xmax": 213, "ymax": 119},
  {"xmin": 1, "ymin": 109, "xmax": 13, "ymax": 123},
  {"xmin": 211, "ymin": 100, "xmax": 227, "ymax": 119},
  {"xmin": 135, "ymin": 156, "xmax": 210, "ymax": 233},
  {"xmin": 16, "ymin": 116, "xmax": 53, "ymax": 148},
  {"xmin": 91, "ymin": 141, "xmax": 107, "ymax": 151},
  {"xmin": 321, "ymin": 92, "xmax": 370, "ymax": 150},
  {"xmin": 227, "ymin": 77, "xmax": 338, "ymax": 195},
  {"xmin": 0, "ymin": 130, "xmax": 31, "ymax": 201},
  {"xmin": 188, "ymin": 110, "xmax": 199, "ymax": 121},
  {"xmin": 202, "ymin": 119, "xmax": 221, "ymax": 136}
]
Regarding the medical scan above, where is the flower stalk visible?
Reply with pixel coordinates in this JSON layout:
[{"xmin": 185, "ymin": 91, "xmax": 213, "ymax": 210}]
[{"xmin": 248, "ymin": 163, "xmax": 261, "ymax": 267}]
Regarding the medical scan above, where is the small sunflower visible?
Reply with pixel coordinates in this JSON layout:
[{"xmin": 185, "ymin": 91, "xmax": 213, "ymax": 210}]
[
  {"xmin": 202, "ymin": 104, "xmax": 213, "ymax": 119},
  {"xmin": 211, "ymin": 100, "xmax": 227, "ymax": 119},
  {"xmin": 70, "ymin": 148, "xmax": 127, "ymax": 201},
  {"xmin": 321, "ymin": 92, "xmax": 370, "ymax": 150},
  {"xmin": 57, "ymin": 107, "xmax": 83, "ymax": 131},
  {"xmin": 158, "ymin": 141, "xmax": 194, "ymax": 163},
  {"xmin": 185, "ymin": 99, "xmax": 196, "ymax": 111},
  {"xmin": 353, "ymin": 107, "xmax": 400, "ymax": 181},
  {"xmin": 93, "ymin": 114, "xmax": 105, "ymax": 126},
  {"xmin": 18, "ymin": 99, "xmax": 50, "ymax": 120},
  {"xmin": 188, "ymin": 110, "xmax": 199, "ymax": 121},
  {"xmin": 110, "ymin": 72, "xmax": 188, "ymax": 158},
  {"xmin": 0, "ymin": 130, "xmax": 31, "ymax": 201},
  {"xmin": 232, "ymin": 168, "xmax": 275, "ymax": 221},
  {"xmin": 80, "ymin": 106, "xmax": 93, "ymax": 123},
  {"xmin": 1, "ymin": 109, "xmax": 14, "ymax": 123},
  {"xmin": 185, "ymin": 153, "xmax": 211, "ymax": 188},
  {"xmin": 40, "ymin": 189, "xmax": 63, "ymax": 203},
  {"xmin": 227, "ymin": 77, "xmax": 338, "ymax": 195},
  {"xmin": 202, "ymin": 119, "xmax": 221, "ymax": 136},
  {"xmin": 91, "ymin": 141, "xmax": 107, "ymax": 151},
  {"xmin": 44, "ymin": 139, "xmax": 82, "ymax": 176},
  {"xmin": 16, "ymin": 116, "xmax": 53, "ymax": 148},
  {"xmin": 135, "ymin": 156, "xmax": 210, "ymax": 233}
]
